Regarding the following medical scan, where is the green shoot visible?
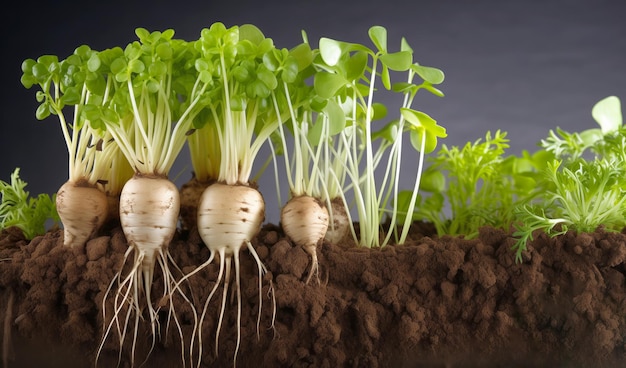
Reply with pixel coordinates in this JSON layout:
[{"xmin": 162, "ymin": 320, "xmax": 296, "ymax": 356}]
[
  {"xmin": 541, "ymin": 95, "xmax": 622, "ymax": 161},
  {"xmin": 512, "ymin": 158, "xmax": 626, "ymax": 262},
  {"xmin": 314, "ymin": 25, "xmax": 446, "ymax": 247},
  {"xmin": 192, "ymin": 23, "xmax": 300, "ymax": 185},
  {"xmin": 512, "ymin": 96, "xmax": 626, "ymax": 263},
  {"xmin": 21, "ymin": 46, "xmax": 123, "ymax": 188},
  {"xmin": 410, "ymin": 131, "xmax": 517, "ymax": 237},
  {"xmin": 0, "ymin": 168, "xmax": 59, "ymax": 239},
  {"xmin": 83, "ymin": 28, "xmax": 207, "ymax": 177}
]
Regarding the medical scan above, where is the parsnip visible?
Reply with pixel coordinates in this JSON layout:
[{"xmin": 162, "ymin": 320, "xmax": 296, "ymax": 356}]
[
  {"xmin": 56, "ymin": 179, "xmax": 107, "ymax": 248},
  {"xmin": 281, "ymin": 195, "xmax": 329, "ymax": 284}
]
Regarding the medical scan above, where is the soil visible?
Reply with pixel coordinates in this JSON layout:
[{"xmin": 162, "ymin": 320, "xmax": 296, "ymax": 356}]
[{"xmin": 1, "ymin": 220, "xmax": 625, "ymax": 368}]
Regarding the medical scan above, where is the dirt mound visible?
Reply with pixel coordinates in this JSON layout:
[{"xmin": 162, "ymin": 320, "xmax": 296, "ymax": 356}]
[{"xmin": 1, "ymin": 222, "xmax": 625, "ymax": 367}]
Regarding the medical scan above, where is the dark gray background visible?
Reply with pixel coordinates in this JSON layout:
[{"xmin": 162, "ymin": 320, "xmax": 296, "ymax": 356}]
[{"xmin": 2, "ymin": 0, "xmax": 625, "ymax": 224}]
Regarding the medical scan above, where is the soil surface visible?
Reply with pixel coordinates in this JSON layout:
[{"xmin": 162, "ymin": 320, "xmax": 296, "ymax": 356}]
[{"xmin": 1, "ymin": 220, "xmax": 625, "ymax": 368}]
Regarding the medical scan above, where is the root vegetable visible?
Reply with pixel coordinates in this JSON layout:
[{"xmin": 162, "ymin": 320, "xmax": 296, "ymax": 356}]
[
  {"xmin": 324, "ymin": 197, "xmax": 351, "ymax": 245},
  {"xmin": 56, "ymin": 179, "xmax": 107, "ymax": 248},
  {"xmin": 186, "ymin": 182, "xmax": 271, "ymax": 366},
  {"xmin": 97, "ymin": 174, "xmax": 188, "ymax": 367},
  {"xmin": 281, "ymin": 195, "xmax": 329, "ymax": 284}
]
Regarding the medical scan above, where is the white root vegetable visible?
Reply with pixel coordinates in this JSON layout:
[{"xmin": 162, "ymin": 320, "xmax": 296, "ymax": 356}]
[
  {"xmin": 184, "ymin": 182, "xmax": 272, "ymax": 367},
  {"xmin": 281, "ymin": 195, "xmax": 329, "ymax": 284},
  {"xmin": 97, "ymin": 174, "xmax": 190, "ymax": 367},
  {"xmin": 324, "ymin": 197, "xmax": 351, "ymax": 246},
  {"xmin": 56, "ymin": 179, "xmax": 108, "ymax": 248}
]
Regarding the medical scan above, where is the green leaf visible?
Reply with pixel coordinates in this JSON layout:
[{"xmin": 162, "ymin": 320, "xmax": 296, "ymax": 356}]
[
  {"xmin": 149, "ymin": 61, "xmax": 167, "ymax": 77},
  {"xmin": 256, "ymin": 65, "xmax": 278, "ymax": 90},
  {"xmin": 381, "ymin": 65, "xmax": 391, "ymax": 90},
  {"xmin": 368, "ymin": 25, "xmax": 387, "ymax": 53},
  {"xmin": 307, "ymin": 115, "xmax": 324, "ymax": 146},
  {"xmin": 400, "ymin": 37, "xmax": 413, "ymax": 53},
  {"xmin": 421, "ymin": 83, "xmax": 445, "ymax": 97},
  {"xmin": 420, "ymin": 169, "xmax": 445, "ymax": 193},
  {"xmin": 280, "ymin": 58, "xmax": 299, "ymax": 83},
  {"xmin": 402, "ymin": 108, "xmax": 447, "ymax": 153},
  {"xmin": 380, "ymin": 51, "xmax": 412, "ymax": 71},
  {"xmin": 239, "ymin": 24, "xmax": 265, "ymax": 45},
  {"xmin": 230, "ymin": 94, "xmax": 246, "ymax": 111},
  {"xmin": 314, "ymin": 72, "xmax": 346, "ymax": 99},
  {"xmin": 371, "ymin": 102, "xmax": 387, "ymax": 121},
  {"xmin": 290, "ymin": 42, "xmax": 314, "ymax": 71},
  {"xmin": 412, "ymin": 64, "xmax": 445, "ymax": 85},
  {"xmin": 324, "ymin": 99, "xmax": 346, "ymax": 135},
  {"xmin": 319, "ymin": 37, "xmax": 345, "ymax": 66},
  {"xmin": 35, "ymin": 103, "xmax": 51, "ymax": 120},
  {"xmin": 372, "ymin": 120, "xmax": 398, "ymax": 143},
  {"xmin": 592, "ymin": 95, "xmax": 622, "ymax": 134},
  {"xmin": 156, "ymin": 42, "xmax": 173, "ymax": 60},
  {"xmin": 391, "ymin": 82, "xmax": 417, "ymax": 94},
  {"xmin": 87, "ymin": 53, "xmax": 101, "ymax": 72},
  {"xmin": 345, "ymin": 51, "xmax": 368, "ymax": 81},
  {"xmin": 262, "ymin": 50, "xmax": 280, "ymax": 72}
]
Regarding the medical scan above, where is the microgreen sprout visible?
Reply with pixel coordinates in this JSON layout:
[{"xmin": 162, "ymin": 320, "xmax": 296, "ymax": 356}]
[{"xmin": 314, "ymin": 25, "xmax": 446, "ymax": 247}]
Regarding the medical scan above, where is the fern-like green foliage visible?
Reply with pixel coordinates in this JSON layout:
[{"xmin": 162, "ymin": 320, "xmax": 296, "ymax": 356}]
[
  {"xmin": 512, "ymin": 158, "xmax": 626, "ymax": 262},
  {"xmin": 407, "ymin": 130, "xmax": 546, "ymax": 238},
  {"xmin": 511, "ymin": 96, "xmax": 626, "ymax": 262},
  {"xmin": 0, "ymin": 168, "xmax": 59, "ymax": 239}
]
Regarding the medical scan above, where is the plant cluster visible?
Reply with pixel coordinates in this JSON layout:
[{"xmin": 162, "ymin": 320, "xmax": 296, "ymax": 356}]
[
  {"xmin": 405, "ymin": 95, "xmax": 625, "ymax": 263},
  {"xmin": 17, "ymin": 23, "xmax": 446, "ymax": 367},
  {"xmin": 14, "ymin": 18, "xmax": 624, "ymax": 367},
  {"xmin": 512, "ymin": 95, "xmax": 626, "ymax": 262}
]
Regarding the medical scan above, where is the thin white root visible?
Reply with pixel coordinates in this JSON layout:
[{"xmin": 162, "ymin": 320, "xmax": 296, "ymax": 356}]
[
  {"xmin": 56, "ymin": 179, "xmax": 108, "ymax": 248},
  {"xmin": 281, "ymin": 195, "xmax": 329, "ymax": 284}
]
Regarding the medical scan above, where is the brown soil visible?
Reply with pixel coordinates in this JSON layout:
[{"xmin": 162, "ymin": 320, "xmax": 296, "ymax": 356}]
[{"xmin": 1, "ymin": 221, "xmax": 625, "ymax": 368}]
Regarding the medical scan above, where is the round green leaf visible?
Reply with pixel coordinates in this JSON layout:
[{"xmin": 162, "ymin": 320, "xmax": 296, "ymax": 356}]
[
  {"xmin": 412, "ymin": 64, "xmax": 445, "ymax": 85},
  {"xmin": 319, "ymin": 38, "xmax": 343, "ymax": 67},
  {"xmin": 420, "ymin": 169, "xmax": 445, "ymax": 192},
  {"xmin": 380, "ymin": 51, "xmax": 412, "ymax": 71},
  {"xmin": 368, "ymin": 25, "xmax": 387, "ymax": 53},
  {"xmin": 324, "ymin": 99, "xmax": 346, "ymax": 135},
  {"xmin": 592, "ymin": 95, "xmax": 622, "ymax": 134},
  {"xmin": 314, "ymin": 72, "xmax": 346, "ymax": 99}
]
